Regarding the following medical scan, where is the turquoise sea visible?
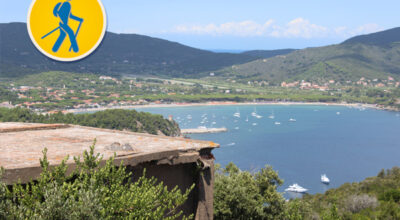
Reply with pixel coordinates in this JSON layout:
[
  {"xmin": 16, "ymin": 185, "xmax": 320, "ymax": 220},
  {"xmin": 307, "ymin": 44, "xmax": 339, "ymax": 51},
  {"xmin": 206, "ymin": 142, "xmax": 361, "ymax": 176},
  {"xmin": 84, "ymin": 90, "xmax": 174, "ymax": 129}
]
[{"xmin": 134, "ymin": 104, "xmax": 400, "ymax": 197}]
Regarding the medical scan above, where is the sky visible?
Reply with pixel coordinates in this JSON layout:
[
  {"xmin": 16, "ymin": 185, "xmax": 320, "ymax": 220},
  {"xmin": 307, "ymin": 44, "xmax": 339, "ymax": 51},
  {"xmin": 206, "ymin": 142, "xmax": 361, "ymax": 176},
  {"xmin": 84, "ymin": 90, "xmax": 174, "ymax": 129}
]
[{"xmin": 1, "ymin": 0, "xmax": 399, "ymax": 50}]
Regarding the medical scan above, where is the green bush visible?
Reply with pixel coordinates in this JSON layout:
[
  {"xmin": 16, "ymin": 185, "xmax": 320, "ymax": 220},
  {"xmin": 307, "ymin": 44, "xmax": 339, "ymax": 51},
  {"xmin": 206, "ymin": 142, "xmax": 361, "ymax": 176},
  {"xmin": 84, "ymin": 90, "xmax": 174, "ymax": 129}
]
[
  {"xmin": 0, "ymin": 141, "xmax": 193, "ymax": 219},
  {"xmin": 214, "ymin": 162, "xmax": 285, "ymax": 220}
]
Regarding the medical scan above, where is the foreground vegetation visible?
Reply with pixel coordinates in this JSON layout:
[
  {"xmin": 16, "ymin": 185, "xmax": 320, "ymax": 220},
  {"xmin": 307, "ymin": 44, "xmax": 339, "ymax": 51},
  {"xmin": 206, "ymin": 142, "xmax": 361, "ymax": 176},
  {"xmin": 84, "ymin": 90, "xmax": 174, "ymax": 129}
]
[
  {"xmin": 1, "ymin": 146, "xmax": 399, "ymax": 219},
  {"xmin": 300, "ymin": 167, "xmax": 400, "ymax": 219},
  {"xmin": 214, "ymin": 163, "xmax": 400, "ymax": 220},
  {"xmin": 0, "ymin": 107, "xmax": 181, "ymax": 136},
  {"xmin": 0, "ymin": 143, "xmax": 193, "ymax": 219}
]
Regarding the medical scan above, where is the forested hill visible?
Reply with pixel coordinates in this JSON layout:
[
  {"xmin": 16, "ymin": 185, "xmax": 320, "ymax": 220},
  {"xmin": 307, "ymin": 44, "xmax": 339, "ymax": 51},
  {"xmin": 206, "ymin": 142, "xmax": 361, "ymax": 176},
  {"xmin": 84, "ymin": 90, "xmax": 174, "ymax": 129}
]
[
  {"xmin": 216, "ymin": 27, "xmax": 400, "ymax": 84},
  {"xmin": 0, "ymin": 22, "xmax": 256, "ymax": 78},
  {"xmin": 0, "ymin": 108, "xmax": 181, "ymax": 137}
]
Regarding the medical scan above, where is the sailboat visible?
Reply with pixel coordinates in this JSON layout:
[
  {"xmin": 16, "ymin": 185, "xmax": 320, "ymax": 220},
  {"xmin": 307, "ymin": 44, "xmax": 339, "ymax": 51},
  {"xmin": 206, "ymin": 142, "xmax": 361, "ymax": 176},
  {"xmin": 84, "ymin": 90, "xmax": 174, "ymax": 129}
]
[
  {"xmin": 251, "ymin": 107, "xmax": 257, "ymax": 117},
  {"xmin": 245, "ymin": 116, "xmax": 249, "ymax": 122},
  {"xmin": 233, "ymin": 108, "xmax": 241, "ymax": 118},
  {"xmin": 268, "ymin": 110, "xmax": 275, "ymax": 119}
]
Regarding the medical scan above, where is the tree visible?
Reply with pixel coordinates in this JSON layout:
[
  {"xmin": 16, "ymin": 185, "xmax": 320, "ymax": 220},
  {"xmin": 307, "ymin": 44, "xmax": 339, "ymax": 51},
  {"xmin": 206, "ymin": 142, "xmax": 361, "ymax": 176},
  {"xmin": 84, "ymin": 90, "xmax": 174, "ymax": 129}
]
[{"xmin": 214, "ymin": 162, "xmax": 285, "ymax": 220}]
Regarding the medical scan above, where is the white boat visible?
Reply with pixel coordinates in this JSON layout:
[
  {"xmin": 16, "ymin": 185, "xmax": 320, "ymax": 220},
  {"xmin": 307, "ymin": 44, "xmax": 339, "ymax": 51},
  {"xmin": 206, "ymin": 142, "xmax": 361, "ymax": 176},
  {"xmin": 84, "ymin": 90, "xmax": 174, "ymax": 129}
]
[
  {"xmin": 211, "ymin": 122, "xmax": 216, "ymax": 125},
  {"xmin": 255, "ymin": 115, "xmax": 263, "ymax": 119},
  {"xmin": 187, "ymin": 115, "xmax": 192, "ymax": 120},
  {"xmin": 245, "ymin": 116, "xmax": 249, "ymax": 122},
  {"xmin": 252, "ymin": 123, "xmax": 257, "ymax": 126},
  {"xmin": 289, "ymin": 118, "xmax": 296, "ymax": 122},
  {"xmin": 251, "ymin": 108, "xmax": 257, "ymax": 117},
  {"xmin": 321, "ymin": 174, "xmax": 330, "ymax": 184},
  {"xmin": 274, "ymin": 122, "xmax": 281, "ymax": 125},
  {"xmin": 268, "ymin": 110, "xmax": 275, "ymax": 119},
  {"xmin": 285, "ymin": 183, "xmax": 308, "ymax": 193},
  {"xmin": 234, "ymin": 127, "xmax": 239, "ymax": 130},
  {"xmin": 233, "ymin": 112, "xmax": 241, "ymax": 118},
  {"xmin": 336, "ymin": 112, "xmax": 341, "ymax": 115}
]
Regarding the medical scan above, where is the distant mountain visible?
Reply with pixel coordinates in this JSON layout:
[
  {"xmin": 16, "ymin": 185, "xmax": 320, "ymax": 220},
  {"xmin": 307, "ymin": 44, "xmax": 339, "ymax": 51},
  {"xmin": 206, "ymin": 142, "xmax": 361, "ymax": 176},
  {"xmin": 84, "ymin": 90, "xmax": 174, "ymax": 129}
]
[
  {"xmin": 0, "ymin": 22, "xmax": 256, "ymax": 78},
  {"xmin": 216, "ymin": 28, "xmax": 400, "ymax": 83},
  {"xmin": 241, "ymin": 49, "xmax": 297, "ymax": 59}
]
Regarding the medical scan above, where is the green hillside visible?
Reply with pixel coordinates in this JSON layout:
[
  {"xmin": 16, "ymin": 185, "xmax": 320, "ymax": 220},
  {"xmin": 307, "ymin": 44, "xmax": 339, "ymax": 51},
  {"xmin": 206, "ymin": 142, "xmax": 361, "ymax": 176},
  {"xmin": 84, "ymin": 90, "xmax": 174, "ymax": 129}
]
[
  {"xmin": 215, "ymin": 28, "xmax": 400, "ymax": 84},
  {"xmin": 0, "ymin": 22, "xmax": 256, "ymax": 78}
]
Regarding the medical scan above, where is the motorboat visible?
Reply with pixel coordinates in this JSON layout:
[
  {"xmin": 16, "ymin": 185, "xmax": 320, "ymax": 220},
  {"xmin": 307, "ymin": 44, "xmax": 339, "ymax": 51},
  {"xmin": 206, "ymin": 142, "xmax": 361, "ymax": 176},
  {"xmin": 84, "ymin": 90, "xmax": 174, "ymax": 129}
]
[
  {"xmin": 233, "ymin": 112, "xmax": 241, "ymax": 118},
  {"xmin": 274, "ymin": 122, "xmax": 281, "ymax": 125},
  {"xmin": 289, "ymin": 118, "xmax": 296, "ymax": 122},
  {"xmin": 285, "ymin": 183, "xmax": 308, "ymax": 193},
  {"xmin": 321, "ymin": 174, "xmax": 330, "ymax": 184}
]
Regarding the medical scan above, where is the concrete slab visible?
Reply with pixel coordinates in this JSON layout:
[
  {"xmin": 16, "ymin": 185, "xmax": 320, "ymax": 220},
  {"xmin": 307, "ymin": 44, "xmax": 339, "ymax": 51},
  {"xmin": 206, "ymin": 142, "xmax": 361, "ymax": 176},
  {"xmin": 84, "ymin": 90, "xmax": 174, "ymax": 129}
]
[{"xmin": 0, "ymin": 122, "xmax": 219, "ymax": 184}]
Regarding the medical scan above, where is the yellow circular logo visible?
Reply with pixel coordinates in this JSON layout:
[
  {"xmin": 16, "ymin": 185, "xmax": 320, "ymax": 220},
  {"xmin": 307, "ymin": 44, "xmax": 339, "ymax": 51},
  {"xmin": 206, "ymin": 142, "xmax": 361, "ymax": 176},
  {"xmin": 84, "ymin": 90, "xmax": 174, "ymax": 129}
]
[{"xmin": 27, "ymin": 0, "xmax": 107, "ymax": 62}]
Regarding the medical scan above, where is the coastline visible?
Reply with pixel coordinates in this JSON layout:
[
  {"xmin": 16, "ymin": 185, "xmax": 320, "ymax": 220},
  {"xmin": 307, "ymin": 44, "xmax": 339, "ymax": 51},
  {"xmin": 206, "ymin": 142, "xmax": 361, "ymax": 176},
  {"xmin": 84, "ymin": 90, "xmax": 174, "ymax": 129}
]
[{"xmin": 62, "ymin": 101, "xmax": 397, "ymax": 114}]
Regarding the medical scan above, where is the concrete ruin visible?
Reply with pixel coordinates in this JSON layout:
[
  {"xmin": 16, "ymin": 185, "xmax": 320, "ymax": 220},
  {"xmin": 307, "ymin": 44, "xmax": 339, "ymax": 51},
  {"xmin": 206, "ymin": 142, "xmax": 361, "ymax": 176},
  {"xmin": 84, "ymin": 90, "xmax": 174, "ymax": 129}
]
[{"xmin": 0, "ymin": 122, "xmax": 219, "ymax": 219}]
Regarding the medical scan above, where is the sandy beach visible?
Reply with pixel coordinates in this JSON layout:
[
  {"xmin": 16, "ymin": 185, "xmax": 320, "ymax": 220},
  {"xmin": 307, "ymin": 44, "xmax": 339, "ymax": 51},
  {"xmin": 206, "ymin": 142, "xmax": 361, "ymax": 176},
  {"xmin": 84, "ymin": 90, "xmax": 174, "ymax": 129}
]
[{"xmin": 62, "ymin": 101, "xmax": 394, "ymax": 114}]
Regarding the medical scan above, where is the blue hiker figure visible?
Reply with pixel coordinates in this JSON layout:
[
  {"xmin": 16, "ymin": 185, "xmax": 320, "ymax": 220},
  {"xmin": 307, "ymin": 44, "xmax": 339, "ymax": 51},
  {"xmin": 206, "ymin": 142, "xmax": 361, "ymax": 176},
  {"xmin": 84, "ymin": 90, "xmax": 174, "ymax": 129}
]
[{"xmin": 42, "ymin": 0, "xmax": 83, "ymax": 53}]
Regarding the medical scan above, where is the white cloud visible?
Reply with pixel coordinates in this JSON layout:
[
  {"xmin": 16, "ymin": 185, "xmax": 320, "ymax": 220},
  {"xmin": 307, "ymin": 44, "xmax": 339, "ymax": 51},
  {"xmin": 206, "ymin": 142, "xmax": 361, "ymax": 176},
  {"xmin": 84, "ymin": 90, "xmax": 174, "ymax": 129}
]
[
  {"xmin": 270, "ymin": 18, "xmax": 328, "ymax": 38},
  {"xmin": 173, "ymin": 20, "xmax": 274, "ymax": 37},
  {"xmin": 350, "ymin": 23, "xmax": 383, "ymax": 36},
  {"xmin": 169, "ymin": 18, "xmax": 382, "ymax": 39}
]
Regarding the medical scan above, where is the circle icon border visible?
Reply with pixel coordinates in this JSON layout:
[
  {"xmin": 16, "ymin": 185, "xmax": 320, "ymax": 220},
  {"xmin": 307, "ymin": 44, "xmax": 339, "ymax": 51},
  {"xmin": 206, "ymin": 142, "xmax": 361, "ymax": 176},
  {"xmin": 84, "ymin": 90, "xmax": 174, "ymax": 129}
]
[{"xmin": 27, "ymin": 0, "xmax": 107, "ymax": 62}]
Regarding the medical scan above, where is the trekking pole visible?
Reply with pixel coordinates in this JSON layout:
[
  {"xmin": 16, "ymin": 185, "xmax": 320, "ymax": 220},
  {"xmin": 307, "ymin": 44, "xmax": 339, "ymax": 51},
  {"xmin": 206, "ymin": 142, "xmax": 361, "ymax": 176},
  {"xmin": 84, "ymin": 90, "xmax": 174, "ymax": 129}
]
[
  {"xmin": 69, "ymin": 19, "xmax": 83, "ymax": 52},
  {"xmin": 41, "ymin": 27, "xmax": 60, "ymax": 39}
]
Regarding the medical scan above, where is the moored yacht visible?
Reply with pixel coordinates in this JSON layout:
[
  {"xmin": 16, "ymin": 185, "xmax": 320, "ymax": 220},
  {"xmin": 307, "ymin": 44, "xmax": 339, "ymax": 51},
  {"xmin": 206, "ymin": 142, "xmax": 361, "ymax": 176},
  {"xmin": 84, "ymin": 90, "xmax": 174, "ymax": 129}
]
[
  {"xmin": 233, "ymin": 109, "xmax": 241, "ymax": 118},
  {"xmin": 285, "ymin": 183, "xmax": 308, "ymax": 193},
  {"xmin": 321, "ymin": 174, "xmax": 330, "ymax": 184}
]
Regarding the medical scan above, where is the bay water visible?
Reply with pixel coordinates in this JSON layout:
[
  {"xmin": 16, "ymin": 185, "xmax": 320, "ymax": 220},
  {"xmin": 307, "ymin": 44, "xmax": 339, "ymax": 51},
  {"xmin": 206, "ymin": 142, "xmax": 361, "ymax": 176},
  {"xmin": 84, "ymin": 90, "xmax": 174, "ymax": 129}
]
[{"xmin": 134, "ymin": 104, "xmax": 400, "ymax": 197}]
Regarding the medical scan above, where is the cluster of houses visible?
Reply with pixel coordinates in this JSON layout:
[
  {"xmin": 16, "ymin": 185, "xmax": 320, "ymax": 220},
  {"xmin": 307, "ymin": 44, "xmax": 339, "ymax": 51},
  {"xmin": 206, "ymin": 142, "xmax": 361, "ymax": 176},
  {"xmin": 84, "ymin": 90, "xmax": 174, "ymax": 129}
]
[{"xmin": 281, "ymin": 77, "xmax": 400, "ymax": 90}]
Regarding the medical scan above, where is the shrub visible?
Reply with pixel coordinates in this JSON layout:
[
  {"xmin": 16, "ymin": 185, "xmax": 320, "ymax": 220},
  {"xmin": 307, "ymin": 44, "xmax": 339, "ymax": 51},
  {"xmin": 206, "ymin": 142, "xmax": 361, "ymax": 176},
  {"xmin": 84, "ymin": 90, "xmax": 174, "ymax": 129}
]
[
  {"xmin": 0, "ymin": 141, "xmax": 193, "ymax": 219},
  {"xmin": 214, "ymin": 162, "xmax": 285, "ymax": 220},
  {"xmin": 345, "ymin": 194, "xmax": 378, "ymax": 213},
  {"xmin": 380, "ymin": 189, "xmax": 400, "ymax": 203}
]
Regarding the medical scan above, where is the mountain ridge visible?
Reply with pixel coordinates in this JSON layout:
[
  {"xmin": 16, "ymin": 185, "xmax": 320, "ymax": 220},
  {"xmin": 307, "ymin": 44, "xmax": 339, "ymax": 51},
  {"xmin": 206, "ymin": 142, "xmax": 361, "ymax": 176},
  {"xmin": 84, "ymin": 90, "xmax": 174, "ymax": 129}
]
[
  {"xmin": 215, "ymin": 27, "xmax": 400, "ymax": 83},
  {"xmin": 0, "ymin": 22, "xmax": 256, "ymax": 78},
  {"xmin": 342, "ymin": 27, "xmax": 400, "ymax": 47}
]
